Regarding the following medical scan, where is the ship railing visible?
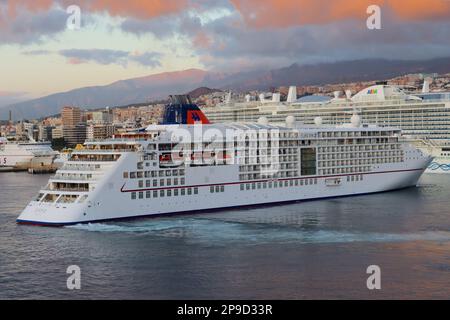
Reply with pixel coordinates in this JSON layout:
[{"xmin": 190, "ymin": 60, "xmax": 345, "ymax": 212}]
[
  {"xmin": 60, "ymin": 165, "xmax": 103, "ymax": 172},
  {"xmin": 84, "ymin": 138, "xmax": 147, "ymax": 143},
  {"xmin": 50, "ymin": 175, "xmax": 97, "ymax": 181},
  {"xmin": 72, "ymin": 149, "xmax": 135, "ymax": 154},
  {"xmin": 43, "ymin": 187, "xmax": 89, "ymax": 192},
  {"xmin": 68, "ymin": 158, "xmax": 118, "ymax": 162}
]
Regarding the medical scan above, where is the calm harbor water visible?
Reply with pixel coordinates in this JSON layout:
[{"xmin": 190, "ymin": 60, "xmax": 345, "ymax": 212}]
[{"xmin": 0, "ymin": 172, "xmax": 450, "ymax": 299}]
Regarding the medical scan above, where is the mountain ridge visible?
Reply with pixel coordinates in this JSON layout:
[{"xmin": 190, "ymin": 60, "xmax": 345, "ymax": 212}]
[{"xmin": 3, "ymin": 57, "xmax": 450, "ymax": 120}]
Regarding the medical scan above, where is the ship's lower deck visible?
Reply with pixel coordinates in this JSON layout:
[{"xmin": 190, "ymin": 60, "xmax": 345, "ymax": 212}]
[{"xmin": 17, "ymin": 166, "xmax": 427, "ymax": 226}]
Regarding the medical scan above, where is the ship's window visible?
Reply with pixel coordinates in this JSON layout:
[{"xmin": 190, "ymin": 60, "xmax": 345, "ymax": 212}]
[
  {"xmin": 305, "ymin": 179, "xmax": 309, "ymax": 185},
  {"xmin": 279, "ymin": 181, "xmax": 283, "ymax": 187},
  {"xmin": 131, "ymin": 192, "xmax": 136, "ymax": 200},
  {"xmin": 42, "ymin": 193, "xmax": 59, "ymax": 203},
  {"xmin": 269, "ymin": 182, "xmax": 272, "ymax": 188},
  {"xmin": 153, "ymin": 191, "xmax": 158, "ymax": 198},
  {"xmin": 153, "ymin": 180, "xmax": 158, "ymax": 187},
  {"xmin": 180, "ymin": 169, "xmax": 185, "ymax": 176},
  {"xmin": 285, "ymin": 181, "xmax": 289, "ymax": 187},
  {"xmin": 123, "ymin": 172, "xmax": 129, "ymax": 179},
  {"xmin": 194, "ymin": 187, "xmax": 198, "ymax": 195},
  {"xmin": 251, "ymin": 183, "xmax": 256, "ymax": 190},
  {"xmin": 174, "ymin": 178, "xmax": 178, "ymax": 186},
  {"xmin": 220, "ymin": 186, "xmax": 224, "ymax": 193},
  {"xmin": 167, "ymin": 179, "xmax": 171, "ymax": 186},
  {"xmin": 210, "ymin": 186, "xmax": 214, "ymax": 193},
  {"xmin": 159, "ymin": 171, "xmax": 164, "ymax": 177},
  {"xmin": 181, "ymin": 178, "xmax": 185, "ymax": 185},
  {"xmin": 137, "ymin": 172, "xmax": 143, "ymax": 178},
  {"xmin": 172, "ymin": 170, "xmax": 178, "ymax": 176},
  {"xmin": 57, "ymin": 195, "xmax": 78, "ymax": 204},
  {"xmin": 160, "ymin": 179, "xmax": 165, "ymax": 186},
  {"xmin": 138, "ymin": 180, "xmax": 143, "ymax": 188},
  {"xmin": 146, "ymin": 180, "xmax": 151, "ymax": 187},
  {"xmin": 139, "ymin": 192, "xmax": 143, "ymax": 199},
  {"xmin": 246, "ymin": 184, "xmax": 250, "ymax": 190},
  {"xmin": 160, "ymin": 190, "xmax": 165, "ymax": 197},
  {"xmin": 78, "ymin": 195, "xmax": 88, "ymax": 203},
  {"xmin": 187, "ymin": 188, "xmax": 192, "ymax": 195},
  {"xmin": 145, "ymin": 171, "xmax": 150, "ymax": 178},
  {"xmin": 215, "ymin": 186, "xmax": 220, "ymax": 193},
  {"xmin": 151, "ymin": 171, "xmax": 157, "ymax": 177},
  {"xmin": 166, "ymin": 170, "xmax": 171, "ymax": 176},
  {"xmin": 314, "ymin": 179, "xmax": 318, "ymax": 184},
  {"xmin": 130, "ymin": 172, "xmax": 136, "ymax": 179},
  {"xmin": 174, "ymin": 189, "xmax": 179, "ymax": 196},
  {"xmin": 146, "ymin": 191, "xmax": 151, "ymax": 198},
  {"xmin": 257, "ymin": 182, "xmax": 261, "ymax": 189},
  {"xmin": 240, "ymin": 184, "xmax": 244, "ymax": 191},
  {"xmin": 301, "ymin": 148, "xmax": 317, "ymax": 176},
  {"xmin": 263, "ymin": 182, "xmax": 267, "ymax": 189},
  {"xmin": 181, "ymin": 188, "xmax": 186, "ymax": 196},
  {"xmin": 167, "ymin": 190, "xmax": 172, "ymax": 197},
  {"xmin": 295, "ymin": 180, "xmax": 298, "ymax": 186}
]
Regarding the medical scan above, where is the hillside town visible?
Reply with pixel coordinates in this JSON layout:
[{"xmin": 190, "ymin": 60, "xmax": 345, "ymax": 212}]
[{"xmin": 1, "ymin": 72, "xmax": 450, "ymax": 149}]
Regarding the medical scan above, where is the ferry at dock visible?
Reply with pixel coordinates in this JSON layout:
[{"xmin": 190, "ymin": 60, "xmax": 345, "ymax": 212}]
[
  {"xmin": 17, "ymin": 96, "xmax": 432, "ymax": 226},
  {"xmin": 0, "ymin": 137, "xmax": 57, "ymax": 170}
]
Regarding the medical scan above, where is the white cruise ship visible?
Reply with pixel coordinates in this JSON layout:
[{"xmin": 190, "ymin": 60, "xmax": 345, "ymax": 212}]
[
  {"xmin": 0, "ymin": 137, "xmax": 57, "ymax": 169},
  {"xmin": 18, "ymin": 96, "xmax": 432, "ymax": 226},
  {"xmin": 203, "ymin": 83, "xmax": 450, "ymax": 173}
]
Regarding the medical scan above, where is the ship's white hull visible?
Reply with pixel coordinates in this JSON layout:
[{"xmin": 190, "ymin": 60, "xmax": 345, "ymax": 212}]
[
  {"xmin": 18, "ymin": 154, "xmax": 430, "ymax": 226},
  {"xmin": 0, "ymin": 154, "xmax": 35, "ymax": 167},
  {"xmin": 0, "ymin": 143, "xmax": 56, "ymax": 169}
]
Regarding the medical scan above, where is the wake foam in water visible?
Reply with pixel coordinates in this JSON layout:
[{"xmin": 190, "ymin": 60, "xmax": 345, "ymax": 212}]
[{"xmin": 66, "ymin": 218, "xmax": 450, "ymax": 245}]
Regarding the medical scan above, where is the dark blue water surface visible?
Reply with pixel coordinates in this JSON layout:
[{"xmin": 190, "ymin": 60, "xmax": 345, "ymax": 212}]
[{"xmin": 0, "ymin": 172, "xmax": 449, "ymax": 299}]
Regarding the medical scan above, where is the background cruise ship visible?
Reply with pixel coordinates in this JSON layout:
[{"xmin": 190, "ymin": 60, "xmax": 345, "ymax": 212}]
[{"xmin": 203, "ymin": 82, "xmax": 450, "ymax": 173}]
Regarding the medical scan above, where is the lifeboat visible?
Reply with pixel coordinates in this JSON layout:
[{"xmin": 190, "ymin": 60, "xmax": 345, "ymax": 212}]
[{"xmin": 159, "ymin": 153, "xmax": 182, "ymax": 168}]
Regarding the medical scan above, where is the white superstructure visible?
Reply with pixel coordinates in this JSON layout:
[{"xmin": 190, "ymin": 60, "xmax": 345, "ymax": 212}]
[
  {"xmin": 0, "ymin": 138, "xmax": 57, "ymax": 168},
  {"xmin": 203, "ymin": 84, "xmax": 450, "ymax": 173},
  {"xmin": 18, "ymin": 98, "xmax": 431, "ymax": 226}
]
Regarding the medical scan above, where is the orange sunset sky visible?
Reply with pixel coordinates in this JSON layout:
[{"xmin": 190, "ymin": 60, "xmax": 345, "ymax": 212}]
[{"xmin": 1, "ymin": 0, "xmax": 450, "ymax": 106}]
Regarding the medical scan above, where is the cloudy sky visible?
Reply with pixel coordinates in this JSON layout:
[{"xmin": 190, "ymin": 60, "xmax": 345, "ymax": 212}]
[{"xmin": 1, "ymin": 0, "xmax": 450, "ymax": 104}]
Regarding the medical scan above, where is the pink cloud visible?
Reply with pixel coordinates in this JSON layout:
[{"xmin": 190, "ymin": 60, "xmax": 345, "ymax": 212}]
[
  {"xmin": 230, "ymin": 0, "xmax": 450, "ymax": 28},
  {"xmin": 2, "ymin": 0, "xmax": 188, "ymax": 19},
  {"xmin": 67, "ymin": 57, "xmax": 83, "ymax": 65}
]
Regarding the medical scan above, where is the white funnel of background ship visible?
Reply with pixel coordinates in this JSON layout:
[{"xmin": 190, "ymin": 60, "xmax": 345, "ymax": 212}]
[
  {"xmin": 333, "ymin": 91, "xmax": 341, "ymax": 99},
  {"xmin": 422, "ymin": 78, "xmax": 432, "ymax": 93},
  {"xmin": 345, "ymin": 90, "xmax": 352, "ymax": 99},
  {"xmin": 225, "ymin": 91, "xmax": 232, "ymax": 104},
  {"xmin": 287, "ymin": 86, "xmax": 297, "ymax": 103},
  {"xmin": 272, "ymin": 93, "xmax": 281, "ymax": 103}
]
